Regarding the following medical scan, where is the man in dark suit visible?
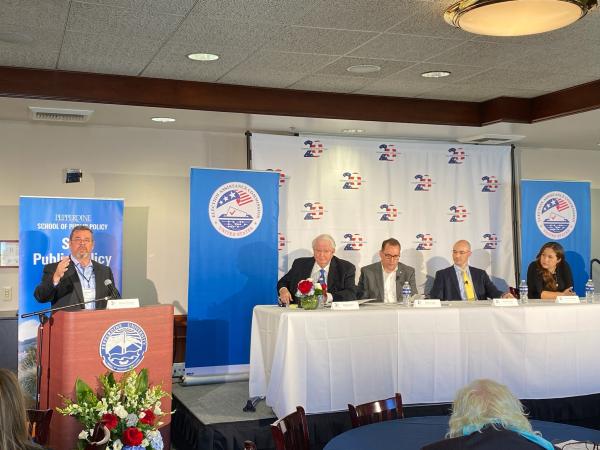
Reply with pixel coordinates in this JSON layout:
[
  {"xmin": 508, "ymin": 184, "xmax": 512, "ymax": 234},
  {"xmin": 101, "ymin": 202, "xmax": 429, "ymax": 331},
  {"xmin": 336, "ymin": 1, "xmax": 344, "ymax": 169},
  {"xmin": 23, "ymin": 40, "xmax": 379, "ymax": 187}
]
[
  {"xmin": 277, "ymin": 234, "xmax": 356, "ymax": 305},
  {"xmin": 34, "ymin": 225, "xmax": 117, "ymax": 311},
  {"xmin": 357, "ymin": 238, "xmax": 418, "ymax": 302},
  {"xmin": 429, "ymin": 240, "xmax": 512, "ymax": 301}
]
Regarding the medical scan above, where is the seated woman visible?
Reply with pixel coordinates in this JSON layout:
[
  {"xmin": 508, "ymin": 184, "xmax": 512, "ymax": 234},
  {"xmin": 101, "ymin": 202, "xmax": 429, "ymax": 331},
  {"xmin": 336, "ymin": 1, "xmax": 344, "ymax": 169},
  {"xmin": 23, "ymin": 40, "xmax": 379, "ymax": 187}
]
[
  {"xmin": 527, "ymin": 242, "xmax": 574, "ymax": 300},
  {"xmin": 0, "ymin": 368, "xmax": 44, "ymax": 450},
  {"xmin": 422, "ymin": 379, "xmax": 556, "ymax": 450}
]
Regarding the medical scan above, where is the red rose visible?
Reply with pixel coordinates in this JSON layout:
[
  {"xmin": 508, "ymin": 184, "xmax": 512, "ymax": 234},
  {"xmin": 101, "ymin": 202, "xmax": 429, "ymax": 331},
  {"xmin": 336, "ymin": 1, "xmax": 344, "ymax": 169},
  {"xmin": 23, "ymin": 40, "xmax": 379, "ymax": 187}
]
[
  {"xmin": 101, "ymin": 413, "xmax": 119, "ymax": 430},
  {"xmin": 139, "ymin": 409, "xmax": 156, "ymax": 425},
  {"xmin": 297, "ymin": 279, "xmax": 313, "ymax": 295},
  {"xmin": 122, "ymin": 427, "xmax": 144, "ymax": 446}
]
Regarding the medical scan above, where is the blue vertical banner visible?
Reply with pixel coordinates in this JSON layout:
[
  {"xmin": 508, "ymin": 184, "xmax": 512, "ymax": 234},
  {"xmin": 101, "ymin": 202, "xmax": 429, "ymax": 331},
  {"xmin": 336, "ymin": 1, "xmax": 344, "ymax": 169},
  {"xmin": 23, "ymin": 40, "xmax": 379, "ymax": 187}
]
[
  {"xmin": 186, "ymin": 169, "xmax": 279, "ymax": 375},
  {"xmin": 18, "ymin": 196, "xmax": 124, "ymax": 397},
  {"xmin": 520, "ymin": 181, "xmax": 591, "ymax": 296}
]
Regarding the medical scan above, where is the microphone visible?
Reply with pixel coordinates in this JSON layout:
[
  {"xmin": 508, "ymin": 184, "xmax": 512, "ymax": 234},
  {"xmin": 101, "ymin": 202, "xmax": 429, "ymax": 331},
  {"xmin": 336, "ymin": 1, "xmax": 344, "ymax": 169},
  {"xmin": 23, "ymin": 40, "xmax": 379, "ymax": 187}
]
[{"xmin": 104, "ymin": 279, "xmax": 121, "ymax": 300}]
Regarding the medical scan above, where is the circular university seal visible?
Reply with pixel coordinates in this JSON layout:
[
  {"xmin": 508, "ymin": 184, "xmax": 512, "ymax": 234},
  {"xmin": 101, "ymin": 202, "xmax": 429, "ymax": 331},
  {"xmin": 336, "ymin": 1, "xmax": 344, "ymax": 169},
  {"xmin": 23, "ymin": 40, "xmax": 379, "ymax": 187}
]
[
  {"xmin": 99, "ymin": 321, "xmax": 148, "ymax": 372},
  {"xmin": 208, "ymin": 182, "xmax": 263, "ymax": 238},
  {"xmin": 535, "ymin": 191, "xmax": 577, "ymax": 240}
]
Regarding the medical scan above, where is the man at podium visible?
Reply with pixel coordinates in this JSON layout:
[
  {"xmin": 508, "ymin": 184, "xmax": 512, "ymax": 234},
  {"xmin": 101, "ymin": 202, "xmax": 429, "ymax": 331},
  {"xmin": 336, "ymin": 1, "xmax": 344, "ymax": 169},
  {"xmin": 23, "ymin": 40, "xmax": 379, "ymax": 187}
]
[{"xmin": 34, "ymin": 225, "xmax": 117, "ymax": 311}]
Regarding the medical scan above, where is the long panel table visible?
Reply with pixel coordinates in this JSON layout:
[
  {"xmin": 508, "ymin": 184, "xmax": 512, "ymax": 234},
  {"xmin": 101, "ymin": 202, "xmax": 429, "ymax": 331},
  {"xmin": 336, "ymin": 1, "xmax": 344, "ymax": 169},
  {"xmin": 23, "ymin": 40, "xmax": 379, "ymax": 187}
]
[{"xmin": 249, "ymin": 302, "xmax": 600, "ymax": 418}]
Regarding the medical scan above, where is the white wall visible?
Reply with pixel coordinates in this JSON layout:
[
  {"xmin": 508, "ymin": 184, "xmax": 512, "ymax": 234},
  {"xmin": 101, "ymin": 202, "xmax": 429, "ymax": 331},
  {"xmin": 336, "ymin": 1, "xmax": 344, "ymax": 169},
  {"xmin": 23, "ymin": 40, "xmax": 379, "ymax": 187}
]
[{"xmin": 0, "ymin": 121, "xmax": 246, "ymax": 312}]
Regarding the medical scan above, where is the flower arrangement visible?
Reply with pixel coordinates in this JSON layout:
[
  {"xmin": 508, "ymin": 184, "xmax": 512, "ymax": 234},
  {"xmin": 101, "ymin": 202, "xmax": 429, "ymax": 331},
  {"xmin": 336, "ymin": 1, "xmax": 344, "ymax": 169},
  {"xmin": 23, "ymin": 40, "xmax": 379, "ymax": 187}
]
[
  {"xmin": 296, "ymin": 278, "xmax": 325, "ymax": 309},
  {"xmin": 57, "ymin": 368, "xmax": 170, "ymax": 450}
]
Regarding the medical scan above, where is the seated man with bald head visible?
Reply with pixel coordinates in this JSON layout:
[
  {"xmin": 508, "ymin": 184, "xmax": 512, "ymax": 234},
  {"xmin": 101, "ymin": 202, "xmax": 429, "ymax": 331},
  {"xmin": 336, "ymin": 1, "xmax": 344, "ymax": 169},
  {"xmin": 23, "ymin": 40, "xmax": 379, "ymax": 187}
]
[
  {"xmin": 429, "ymin": 240, "xmax": 512, "ymax": 301},
  {"xmin": 277, "ymin": 234, "xmax": 357, "ymax": 305}
]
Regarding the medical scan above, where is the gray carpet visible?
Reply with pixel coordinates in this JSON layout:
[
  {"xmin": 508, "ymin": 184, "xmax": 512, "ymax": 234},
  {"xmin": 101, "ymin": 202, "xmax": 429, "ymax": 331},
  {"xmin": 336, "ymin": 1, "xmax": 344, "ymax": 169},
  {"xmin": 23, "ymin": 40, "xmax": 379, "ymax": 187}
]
[{"xmin": 172, "ymin": 381, "xmax": 275, "ymax": 425}]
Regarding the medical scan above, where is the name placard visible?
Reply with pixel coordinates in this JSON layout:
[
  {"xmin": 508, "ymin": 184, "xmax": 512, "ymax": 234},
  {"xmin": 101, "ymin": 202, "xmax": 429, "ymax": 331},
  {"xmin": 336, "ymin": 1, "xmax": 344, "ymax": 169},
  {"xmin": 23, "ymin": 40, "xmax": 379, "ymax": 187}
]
[
  {"xmin": 413, "ymin": 299, "xmax": 442, "ymax": 308},
  {"xmin": 107, "ymin": 298, "xmax": 140, "ymax": 309},
  {"xmin": 331, "ymin": 301, "xmax": 360, "ymax": 311},
  {"xmin": 492, "ymin": 298, "xmax": 519, "ymax": 307},
  {"xmin": 556, "ymin": 296, "xmax": 580, "ymax": 304}
]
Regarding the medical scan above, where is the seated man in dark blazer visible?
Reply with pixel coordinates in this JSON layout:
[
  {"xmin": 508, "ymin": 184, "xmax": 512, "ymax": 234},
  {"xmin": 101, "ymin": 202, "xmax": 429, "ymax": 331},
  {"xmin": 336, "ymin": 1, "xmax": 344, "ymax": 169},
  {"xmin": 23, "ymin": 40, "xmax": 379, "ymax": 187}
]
[
  {"xmin": 357, "ymin": 237, "xmax": 417, "ymax": 302},
  {"xmin": 277, "ymin": 234, "xmax": 357, "ymax": 305},
  {"xmin": 429, "ymin": 240, "xmax": 512, "ymax": 301},
  {"xmin": 422, "ymin": 379, "xmax": 557, "ymax": 450}
]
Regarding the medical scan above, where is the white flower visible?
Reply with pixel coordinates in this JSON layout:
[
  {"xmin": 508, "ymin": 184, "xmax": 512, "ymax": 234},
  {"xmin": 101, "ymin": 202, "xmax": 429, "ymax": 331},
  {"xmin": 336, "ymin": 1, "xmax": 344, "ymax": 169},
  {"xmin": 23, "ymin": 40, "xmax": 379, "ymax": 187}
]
[
  {"xmin": 314, "ymin": 282, "xmax": 322, "ymax": 290},
  {"xmin": 126, "ymin": 413, "xmax": 138, "ymax": 426},
  {"xmin": 139, "ymin": 411, "xmax": 146, "ymax": 418},
  {"xmin": 78, "ymin": 430, "xmax": 89, "ymax": 440},
  {"xmin": 114, "ymin": 405, "xmax": 128, "ymax": 419},
  {"xmin": 142, "ymin": 438, "xmax": 150, "ymax": 447},
  {"xmin": 154, "ymin": 405, "xmax": 162, "ymax": 415},
  {"xmin": 113, "ymin": 439, "xmax": 123, "ymax": 450}
]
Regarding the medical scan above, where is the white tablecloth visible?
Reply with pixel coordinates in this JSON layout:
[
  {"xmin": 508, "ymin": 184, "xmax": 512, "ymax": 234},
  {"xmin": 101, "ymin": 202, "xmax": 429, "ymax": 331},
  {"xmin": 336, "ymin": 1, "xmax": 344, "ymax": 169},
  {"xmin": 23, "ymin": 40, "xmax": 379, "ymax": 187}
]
[{"xmin": 249, "ymin": 302, "xmax": 600, "ymax": 418}]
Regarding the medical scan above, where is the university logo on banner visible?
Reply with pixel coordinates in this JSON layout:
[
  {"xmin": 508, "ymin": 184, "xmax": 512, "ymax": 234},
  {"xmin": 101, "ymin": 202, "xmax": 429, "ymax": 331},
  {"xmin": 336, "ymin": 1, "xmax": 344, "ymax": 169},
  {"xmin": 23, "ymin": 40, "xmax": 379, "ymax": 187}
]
[
  {"xmin": 535, "ymin": 191, "xmax": 577, "ymax": 239},
  {"xmin": 416, "ymin": 233, "xmax": 434, "ymax": 250},
  {"xmin": 303, "ymin": 140, "xmax": 325, "ymax": 157},
  {"xmin": 266, "ymin": 169, "xmax": 288, "ymax": 187},
  {"xmin": 343, "ymin": 233, "xmax": 364, "ymax": 251},
  {"xmin": 449, "ymin": 205, "xmax": 468, "ymax": 222},
  {"xmin": 379, "ymin": 203, "xmax": 398, "ymax": 221},
  {"xmin": 377, "ymin": 144, "xmax": 398, "ymax": 161},
  {"xmin": 481, "ymin": 175, "xmax": 499, "ymax": 192},
  {"xmin": 482, "ymin": 233, "xmax": 499, "ymax": 249},
  {"xmin": 342, "ymin": 172, "xmax": 364, "ymax": 190},
  {"xmin": 413, "ymin": 174, "xmax": 433, "ymax": 191},
  {"xmin": 303, "ymin": 202, "xmax": 325, "ymax": 220},
  {"xmin": 209, "ymin": 182, "xmax": 263, "ymax": 238},
  {"xmin": 448, "ymin": 147, "xmax": 466, "ymax": 164},
  {"xmin": 99, "ymin": 321, "xmax": 148, "ymax": 372}
]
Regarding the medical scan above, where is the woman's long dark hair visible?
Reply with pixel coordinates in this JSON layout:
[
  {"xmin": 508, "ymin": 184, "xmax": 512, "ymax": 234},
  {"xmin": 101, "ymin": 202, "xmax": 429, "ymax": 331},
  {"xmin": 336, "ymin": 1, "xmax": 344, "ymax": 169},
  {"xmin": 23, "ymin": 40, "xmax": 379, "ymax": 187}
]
[{"xmin": 535, "ymin": 242, "xmax": 566, "ymax": 291}]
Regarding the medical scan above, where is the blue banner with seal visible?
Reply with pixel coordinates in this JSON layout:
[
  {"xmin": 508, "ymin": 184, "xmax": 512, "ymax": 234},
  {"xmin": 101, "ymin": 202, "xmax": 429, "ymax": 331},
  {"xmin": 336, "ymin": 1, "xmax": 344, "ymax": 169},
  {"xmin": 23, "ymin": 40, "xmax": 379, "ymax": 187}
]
[
  {"xmin": 186, "ymin": 169, "xmax": 279, "ymax": 375},
  {"xmin": 520, "ymin": 181, "xmax": 590, "ymax": 296}
]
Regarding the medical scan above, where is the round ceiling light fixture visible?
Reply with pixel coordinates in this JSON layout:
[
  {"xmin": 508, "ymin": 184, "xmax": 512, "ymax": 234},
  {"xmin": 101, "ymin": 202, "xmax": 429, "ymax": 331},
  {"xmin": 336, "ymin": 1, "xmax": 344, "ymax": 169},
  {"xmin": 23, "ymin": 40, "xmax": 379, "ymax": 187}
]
[
  {"xmin": 151, "ymin": 117, "xmax": 176, "ymax": 123},
  {"xmin": 346, "ymin": 64, "xmax": 381, "ymax": 74},
  {"xmin": 421, "ymin": 70, "xmax": 451, "ymax": 78},
  {"xmin": 444, "ymin": 0, "xmax": 597, "ymax": 37},
  {"xmin": 187, "ymin": 52, "xmax": 220, "ymax": 61}
]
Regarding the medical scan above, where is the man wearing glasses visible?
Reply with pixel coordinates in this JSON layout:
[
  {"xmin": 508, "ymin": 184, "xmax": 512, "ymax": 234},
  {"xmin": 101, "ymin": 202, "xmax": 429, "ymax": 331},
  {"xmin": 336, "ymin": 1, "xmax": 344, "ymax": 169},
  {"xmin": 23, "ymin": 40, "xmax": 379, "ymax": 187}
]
[
  {"xmin": 357, "ymin": 238, "xmax": 418, "ymax": 302},
  {"xmin": 429, "ymin": 239, "xmax": 512, "ymax": 301},
  {"xmin": 34, "ymin": 225, "xmax": 117, "ymax": 311}
]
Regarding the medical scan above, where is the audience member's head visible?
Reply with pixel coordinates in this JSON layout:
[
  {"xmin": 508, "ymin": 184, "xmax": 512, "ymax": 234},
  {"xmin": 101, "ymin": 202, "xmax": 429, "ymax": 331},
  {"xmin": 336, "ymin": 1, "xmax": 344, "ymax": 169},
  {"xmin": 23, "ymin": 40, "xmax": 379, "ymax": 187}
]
[
  {"xmin": 447, "ymin": 378, "xmax": 531, "ymax": 438},
  {"xmin": 0, "ymin": 368, "xmax": 34, "ymax": 450}
]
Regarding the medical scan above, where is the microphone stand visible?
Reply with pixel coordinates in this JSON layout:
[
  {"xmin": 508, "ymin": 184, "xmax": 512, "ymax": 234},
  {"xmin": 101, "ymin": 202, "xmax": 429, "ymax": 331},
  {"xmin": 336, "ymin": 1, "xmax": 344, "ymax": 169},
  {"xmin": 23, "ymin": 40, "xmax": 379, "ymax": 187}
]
[{"xmin": 21, "ymin": 295, "xmax": 113, "ymax": 409}]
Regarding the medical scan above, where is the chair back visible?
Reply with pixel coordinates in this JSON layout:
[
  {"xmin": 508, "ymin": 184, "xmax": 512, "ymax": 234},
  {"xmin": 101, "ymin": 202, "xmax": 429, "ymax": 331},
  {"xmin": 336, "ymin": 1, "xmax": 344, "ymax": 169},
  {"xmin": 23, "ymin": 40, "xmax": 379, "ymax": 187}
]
[
  {"xmin": 348, "ymin": 393, "xmax": 404, "ymax": 428},
  {"xmin": 270, "ymin": 406, "xmax": 310, "ymax": 450},
  {"xmin": 244, "ymin": 440, "xmax": 257, "ymax": 450},
  {"xmin": 27, "ymin": 408, "xmax": 53, "ymax": 446}
]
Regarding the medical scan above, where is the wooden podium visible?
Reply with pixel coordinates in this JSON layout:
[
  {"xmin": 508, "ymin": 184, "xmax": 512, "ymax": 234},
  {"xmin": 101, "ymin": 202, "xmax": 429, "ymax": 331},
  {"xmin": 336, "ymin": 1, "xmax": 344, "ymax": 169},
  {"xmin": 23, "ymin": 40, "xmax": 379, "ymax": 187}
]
[{"xmin": 38, "ymin": 305, "xmax": 173, "ymax": 450}]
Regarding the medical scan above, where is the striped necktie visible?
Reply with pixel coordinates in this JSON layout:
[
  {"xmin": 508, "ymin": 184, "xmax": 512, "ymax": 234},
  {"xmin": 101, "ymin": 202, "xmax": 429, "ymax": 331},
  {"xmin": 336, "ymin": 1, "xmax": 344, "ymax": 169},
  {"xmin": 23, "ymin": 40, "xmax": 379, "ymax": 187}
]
[
  {"xmin": 463, "ymin": 270, "xmax": 475, "ymax": 301},
  {"xmin": 318, "ymin": 269, "xmax": 326, "ymax": 286}
]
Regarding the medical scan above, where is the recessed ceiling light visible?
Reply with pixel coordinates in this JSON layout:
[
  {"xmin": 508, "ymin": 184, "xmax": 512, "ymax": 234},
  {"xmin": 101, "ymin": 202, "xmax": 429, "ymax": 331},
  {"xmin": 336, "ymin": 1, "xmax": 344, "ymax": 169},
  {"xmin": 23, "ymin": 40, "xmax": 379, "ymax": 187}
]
[
  {"xmin": 151, "ymin": 117, "xmax": 176, "ymax": 123},
  {"xmin": 346, "ymin": 64, "xmax": 381, "ymax": 74},
  {"xmin": 187, "ymin": 52, "xmax": 220, "ymax": 61},
  {"xmin": 421, "ymin": 71, "xmax": 451, "ymax": 78},
  {"xmin": 342, "ymin": 129, "xmax": 365, "ymax": 134}
]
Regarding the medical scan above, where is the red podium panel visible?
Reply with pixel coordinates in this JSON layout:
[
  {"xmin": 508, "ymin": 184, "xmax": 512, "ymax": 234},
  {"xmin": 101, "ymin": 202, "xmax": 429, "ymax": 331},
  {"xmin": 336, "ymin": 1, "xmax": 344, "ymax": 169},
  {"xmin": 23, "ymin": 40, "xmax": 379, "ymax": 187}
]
[{"xmin": 38, "ymin": 305, "xmax": 173, "ymax": 450}]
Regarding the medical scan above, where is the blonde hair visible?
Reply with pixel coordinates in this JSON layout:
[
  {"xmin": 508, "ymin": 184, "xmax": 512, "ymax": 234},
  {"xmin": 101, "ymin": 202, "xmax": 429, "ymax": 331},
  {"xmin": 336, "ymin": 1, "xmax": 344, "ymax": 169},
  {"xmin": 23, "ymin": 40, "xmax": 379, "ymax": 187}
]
[
  {"xmin": 0, "ymin": 368, "xmax": 33, "ymax": 450},
  {"xmin": 447, "ymin": 379, "xmax": 532, "ymax": 438}
]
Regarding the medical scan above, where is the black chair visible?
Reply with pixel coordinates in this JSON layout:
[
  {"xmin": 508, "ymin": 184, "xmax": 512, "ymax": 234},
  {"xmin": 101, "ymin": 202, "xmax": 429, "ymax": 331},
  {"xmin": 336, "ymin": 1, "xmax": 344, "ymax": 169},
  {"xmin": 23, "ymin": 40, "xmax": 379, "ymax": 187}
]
[
  {"xmin": 348, "ymin": 393, "xmax": 404, "ymax": 428},
  {"xmin": 27, "ymin": 408, "xmax": 53, "ymax": 446},
  {"xmin": 244, "ymin": 440, "xmax": 257, "ymax": 450},
  {"xmin": 270, "ymin": 406, "xmax": 310, "ymax": 450}
]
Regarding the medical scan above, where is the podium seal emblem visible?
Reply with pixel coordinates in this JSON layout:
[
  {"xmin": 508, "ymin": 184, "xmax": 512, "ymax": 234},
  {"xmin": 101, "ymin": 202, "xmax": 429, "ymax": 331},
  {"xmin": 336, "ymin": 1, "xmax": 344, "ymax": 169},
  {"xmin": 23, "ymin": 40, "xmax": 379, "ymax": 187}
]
[
  {"xmin": 99, "ymin": 321, "xmax": 148, "ymax": 372},
  {"xmin": 535, "ymin": 191, "xmax": 576, "ymax": 240},
  {"xmin": 208, "ymin": 182, "xmax": 262, "ymax": 238}
]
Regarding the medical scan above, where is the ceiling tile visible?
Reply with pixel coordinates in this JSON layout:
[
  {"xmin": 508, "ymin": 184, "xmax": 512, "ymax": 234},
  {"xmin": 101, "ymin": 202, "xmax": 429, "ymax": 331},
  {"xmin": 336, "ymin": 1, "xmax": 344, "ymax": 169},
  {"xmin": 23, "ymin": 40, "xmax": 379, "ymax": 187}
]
[
  {"xmin": 390, "ymin": 62, "xmax": 486, "ymax": 83},
  {"xmin": 316, "ymin": 57, "xmax": 413, "ymax": 78},
  {"xmin": 263, "ymin": 26, "xmax": 378, "ymax": 55},
  {"xmin": 350, "ymin": 33, "xmax": 465, "ymax": 61},
  {"xmin": 296, "ymin": 0, "xmax": 418, "ymax": 31},
  {"xmin": 388, "ymin": 0, "xmax": 467, "ymax": 39},
  {"xmin": 67, "ymin": 1, "xmax": 183, "ymax": 40},
  {"xmin": 0, "ymin": 0, "xmax": 70, "ymax": 31},
  {"xmin": 0, "ymin": 27, "xmax": 62, "ymax": 69},
  {"xmin": 427, "ymin": 41, "xmax": 523, "ymax": 67},
  {"xmin": 190, "ymin": 0, "xmax": 319, "ymax": 25},
  {"xmin": 58, "ymin": 31, "xmax": 161, "ymax": 75}
]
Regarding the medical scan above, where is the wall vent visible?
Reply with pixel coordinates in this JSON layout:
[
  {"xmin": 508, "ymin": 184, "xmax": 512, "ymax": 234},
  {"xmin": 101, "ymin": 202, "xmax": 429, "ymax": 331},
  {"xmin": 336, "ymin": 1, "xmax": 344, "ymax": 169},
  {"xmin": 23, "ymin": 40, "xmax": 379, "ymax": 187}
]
[
  {"xmin": 457, "ymin": 134, "xmax": 525, "ymax": 145},
  {"xmin": 29, "ymin": 107, "xmax": 94, "ymax": 123}
]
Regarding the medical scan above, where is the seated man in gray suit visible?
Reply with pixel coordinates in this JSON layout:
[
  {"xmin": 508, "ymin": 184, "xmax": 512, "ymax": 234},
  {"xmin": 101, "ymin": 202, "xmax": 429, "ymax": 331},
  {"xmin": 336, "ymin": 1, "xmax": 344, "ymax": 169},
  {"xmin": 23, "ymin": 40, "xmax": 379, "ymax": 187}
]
[{"xmin": 357, "ymin": 238, "xmax": 418, "ymax": 302}]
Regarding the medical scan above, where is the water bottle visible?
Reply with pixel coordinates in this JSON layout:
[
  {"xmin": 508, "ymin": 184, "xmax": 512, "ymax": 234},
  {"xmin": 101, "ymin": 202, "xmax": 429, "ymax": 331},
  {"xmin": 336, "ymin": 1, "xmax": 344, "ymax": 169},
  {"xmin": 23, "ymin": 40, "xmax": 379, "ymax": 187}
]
[
  {"xmin": 519, "ymin": 280, "xmax": 528, "ymax": 304},
  {"xmin": 585, "ymin": 279, "xmax": 595, "ymax": 303},
  {"xmin": 402, "ymin": 281, "xmax": 411, "ymax": 306}
]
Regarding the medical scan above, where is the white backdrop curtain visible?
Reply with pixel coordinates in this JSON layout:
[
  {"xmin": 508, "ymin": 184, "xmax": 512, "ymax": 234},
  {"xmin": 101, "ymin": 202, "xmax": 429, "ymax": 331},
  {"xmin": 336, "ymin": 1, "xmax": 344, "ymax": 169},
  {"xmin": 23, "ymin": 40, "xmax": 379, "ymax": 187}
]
[{"xmin": 251, "ymin": 133, "xmax": 515, "ymax": 295}]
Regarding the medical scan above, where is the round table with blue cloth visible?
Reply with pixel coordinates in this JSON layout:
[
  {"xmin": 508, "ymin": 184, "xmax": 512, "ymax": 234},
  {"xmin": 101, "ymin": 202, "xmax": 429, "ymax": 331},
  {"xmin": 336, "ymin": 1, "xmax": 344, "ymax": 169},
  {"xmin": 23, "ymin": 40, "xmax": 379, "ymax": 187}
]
[{"xmin": 323, "ymin": 416, "xmax": 600, "ymax": 450}]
